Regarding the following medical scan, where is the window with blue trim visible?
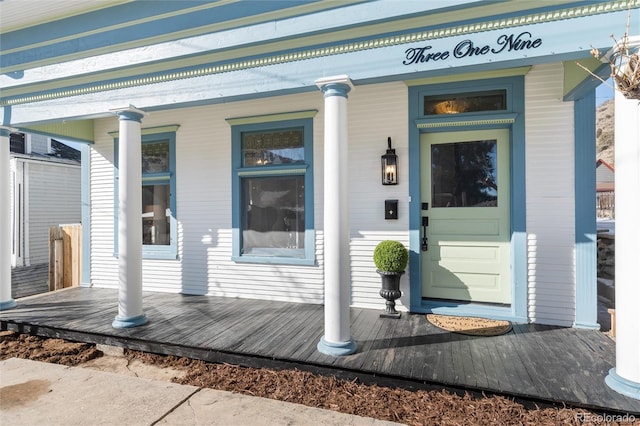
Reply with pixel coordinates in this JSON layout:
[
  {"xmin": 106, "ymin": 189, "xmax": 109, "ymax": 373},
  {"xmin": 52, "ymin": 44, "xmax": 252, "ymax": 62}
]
[
  {"xmin": 114, "ymin": 131, "xmax": 177, "ymax": 259},
  {"xmin": 231, "ymin": 118, "xmax": 315, "ymax": 265}
]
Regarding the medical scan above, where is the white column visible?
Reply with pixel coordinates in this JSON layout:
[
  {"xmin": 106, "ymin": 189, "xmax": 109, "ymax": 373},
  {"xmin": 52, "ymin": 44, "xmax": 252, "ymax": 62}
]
[
  {"xmin": 112, "ymin": 108, "xmax": 148, "ymax": 328},
  {"xmin": 605, "ymin": 92, "xmax": 640, "ymax": 399},
  {"xmin": 316, "ymin": 75, "xmax": 356, "ymax": 356},
  {"xmin": 0, "ymin": 128, "xmax": 16, "ymax": 310}
]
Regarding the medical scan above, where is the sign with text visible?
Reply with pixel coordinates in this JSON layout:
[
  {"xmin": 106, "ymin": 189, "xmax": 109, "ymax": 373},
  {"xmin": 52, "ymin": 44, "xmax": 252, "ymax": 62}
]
[{"xmin": 403, "ymin": 32, "xmax": 542, "ymax": 66}]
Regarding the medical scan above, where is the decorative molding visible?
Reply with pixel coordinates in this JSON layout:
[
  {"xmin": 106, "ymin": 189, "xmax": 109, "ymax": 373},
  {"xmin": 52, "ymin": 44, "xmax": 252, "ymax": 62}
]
[
  {"xmin": 2, "ymin": 1, "xmax": 636, "ymax": 107},
  {"xmin": 415, "ymin": 117, "xmax": 517, "ymax": 129}
]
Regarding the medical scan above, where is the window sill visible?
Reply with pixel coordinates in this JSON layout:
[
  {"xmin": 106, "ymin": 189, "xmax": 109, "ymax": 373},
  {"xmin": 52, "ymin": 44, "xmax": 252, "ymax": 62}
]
[
  {"xmin": 113, "ymin": 249, "xmax": 178, "ymax": 260},
  {"xmin": 143, "ymin": 250, "xmax": 179, "ymax": 260},
  {"xmin": 231, "ymin": 255, "xmax": 316, "ymax": 266}
]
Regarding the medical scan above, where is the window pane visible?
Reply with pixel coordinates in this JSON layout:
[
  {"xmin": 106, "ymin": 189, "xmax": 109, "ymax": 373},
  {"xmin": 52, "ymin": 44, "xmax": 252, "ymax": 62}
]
[
  {"xmin": 242, "ymin": 176, "xmax": 305, "ymax": 256},
  {"xmin": 142, "ymin": 184, "xmax": 170, "ymax": 245},
  {"xmin": 242, "ymin": 128, "xmax": 304, "ymax": 167},
  {"xmin": 142, "ymin": 141, "xmax": 170, "ymax": 173},
  {"xmin": 431, "ymin": 140, "xmax": 498, "ymax": 207},
  {"xmin": 10, "ymin": 133, "xmax": 26, "ymax": 154},
  {"xmin": 424, "ymin": 90, "xmax": 506, "ymax": 115}
]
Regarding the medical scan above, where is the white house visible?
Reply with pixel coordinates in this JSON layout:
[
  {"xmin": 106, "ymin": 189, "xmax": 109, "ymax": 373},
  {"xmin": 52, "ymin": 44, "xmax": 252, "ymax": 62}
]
[
  {"xmin": 9, "ymin": 132, "xmax": 81, "ymax": 268},
  {"xmin": 1, "ymin": 0, "xmax": 638, "ymax": 398}
]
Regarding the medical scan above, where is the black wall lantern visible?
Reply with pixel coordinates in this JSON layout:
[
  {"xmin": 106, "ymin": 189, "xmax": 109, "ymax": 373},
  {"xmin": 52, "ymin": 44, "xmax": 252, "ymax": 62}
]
[{"xmin": 381, "ymin": 137, "xmax": 398, "ymax": 185}]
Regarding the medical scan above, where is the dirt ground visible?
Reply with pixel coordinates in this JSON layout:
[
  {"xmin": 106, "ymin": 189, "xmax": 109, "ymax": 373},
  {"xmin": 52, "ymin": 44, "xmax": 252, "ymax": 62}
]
[{"xmin": 0, "ymin": 331, "xmax": 633, "ymax": 425}]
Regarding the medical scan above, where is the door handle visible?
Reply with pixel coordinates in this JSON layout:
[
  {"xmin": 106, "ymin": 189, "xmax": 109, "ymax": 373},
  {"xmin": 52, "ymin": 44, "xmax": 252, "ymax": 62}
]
[{"xmin": 421, "ymin": 216, "xmax": 429, "ymax": 251}]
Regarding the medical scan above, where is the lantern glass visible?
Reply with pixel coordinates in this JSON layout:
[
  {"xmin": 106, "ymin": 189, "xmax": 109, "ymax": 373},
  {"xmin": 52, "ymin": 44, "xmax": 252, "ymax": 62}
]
[{"xmin": 381, "ymin": 153, "xmax": 398, "ymax": 185}]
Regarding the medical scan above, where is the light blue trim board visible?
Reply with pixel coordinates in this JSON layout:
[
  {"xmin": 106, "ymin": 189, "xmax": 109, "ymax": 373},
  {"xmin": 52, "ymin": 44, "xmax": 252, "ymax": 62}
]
[
  {"xmin": 606, "ymin": 368, "xmax": 640, "ymax": 400},
  {"xmin": 0, "ymin": 299, "xmax": 17, "ymax": 310},
  {"xmin": 80, "ymin": 144, "xmax": 92, "ymax": 287},
  {"xmin": 0, "ymin": 128, "xmax": 12, "ymax": 137},
  {"xmin": 573, "ymin": 91, "xmax": 599, "ymax": 329},
  {"xmin": 407, "ymin": 76, "xmax": 527, "ymax": 322},
  {"xmin": 317, "ymin": 336, "xmax": 357, "ymax": 357},
  {"xmin": 112, "ymin": 313, "xmax": 148, "ymax": 329}
]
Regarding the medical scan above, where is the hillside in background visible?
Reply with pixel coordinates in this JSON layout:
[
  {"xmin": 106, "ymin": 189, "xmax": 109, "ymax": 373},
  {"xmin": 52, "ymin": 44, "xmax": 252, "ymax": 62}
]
[{"xmin": 596, "ymin": 99, "xmax": 614, "ymax": 165}]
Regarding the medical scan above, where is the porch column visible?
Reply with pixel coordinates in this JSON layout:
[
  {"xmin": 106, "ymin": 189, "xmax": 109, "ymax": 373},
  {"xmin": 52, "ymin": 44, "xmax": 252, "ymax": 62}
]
[
  {"xmin": 605, "ymin": 91, "xmax": 640, "ymax": 399},
  {"xmin": 112, "ymin": 107, "xmax": 148, "ymax": 329},
  {"xmin": 0, "ymin": 128, "xmax": 16, "ymax": 310},
  {"xmin": 316, "ymin": 75, "xmax": 356, "ymax": 356}
]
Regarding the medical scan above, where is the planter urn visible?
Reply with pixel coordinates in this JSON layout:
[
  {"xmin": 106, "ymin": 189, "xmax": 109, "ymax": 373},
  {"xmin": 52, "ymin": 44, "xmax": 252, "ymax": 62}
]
[
  {"xmin": 373, "ymin": 240, "xmax": 408, "ymax": 319},
  {"xmin": 378, "ymin": 270, "xmax": 403, "ymax": 318}
]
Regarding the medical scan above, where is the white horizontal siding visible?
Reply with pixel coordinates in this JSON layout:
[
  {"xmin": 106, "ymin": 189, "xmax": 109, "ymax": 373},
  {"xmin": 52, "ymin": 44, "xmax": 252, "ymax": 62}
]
[
  {"xmin": 90, "ymin": 82, "xmax": 411, "ymax": 308},
  {"xmin": 346, "ymin": 82, "xmax": 410, "ymax": 310},
  {"xmin": 525, "ymin": 63, "xmax": 576, "ymax": 326},
  {"xmin": 89, "ymin": 127, "xmax": 118, "ymax": 289},
  {"xmin": 24, "ymin": 160, "xmax": 81, "ymax": 265}
]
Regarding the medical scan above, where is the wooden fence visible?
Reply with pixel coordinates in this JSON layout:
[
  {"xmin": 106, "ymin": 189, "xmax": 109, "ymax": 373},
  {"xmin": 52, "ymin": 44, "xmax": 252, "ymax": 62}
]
[
  {"xmin": 49, "ymin": 224, "xmax": 82, "ymax": 291},
  {"xmin": 597, "ymin": 191, "xmax": 615, "ymax": 218}
]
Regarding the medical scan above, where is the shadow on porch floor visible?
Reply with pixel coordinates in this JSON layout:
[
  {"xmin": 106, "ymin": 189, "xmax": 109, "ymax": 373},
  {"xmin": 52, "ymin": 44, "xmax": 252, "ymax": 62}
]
[{"xmin": 1, "ymin": 287, "xmax": 637, "ymax": 415}]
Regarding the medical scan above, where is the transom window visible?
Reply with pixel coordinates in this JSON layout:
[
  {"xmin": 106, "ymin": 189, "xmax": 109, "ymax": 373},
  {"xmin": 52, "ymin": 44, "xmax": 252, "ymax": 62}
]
[
  {"xmin": 230, "ymin": 114, "xmax": 315, "ymax": 265},
  {"xmin": 424, "ymin": 89, "xmax": 506, "ymax": 115}
]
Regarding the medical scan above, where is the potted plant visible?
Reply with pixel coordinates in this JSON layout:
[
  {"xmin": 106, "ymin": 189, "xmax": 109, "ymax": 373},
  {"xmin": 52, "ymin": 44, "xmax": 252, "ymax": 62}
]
[{"xmin": 373, "ymin": 240, "xmax": 408, "ymax": 318}]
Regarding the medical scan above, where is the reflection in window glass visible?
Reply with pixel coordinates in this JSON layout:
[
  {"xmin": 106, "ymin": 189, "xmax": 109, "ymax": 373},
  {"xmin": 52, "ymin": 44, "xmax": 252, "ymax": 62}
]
[
  {"xmin": 242, "ymin": 128, "xmax": 304, "ymax": 167},
  {"xmin": 431, "ymin": 140, "xmax": 498, "ymax": 207},
  {"xmin": 242, "ymin": 176, "xmax": 305, "ymax": 256},
  {"xmin": 142, "ymin": 184, "xmax": 170, "ymax": 245},
  {"xmin": 142, "ymin": 141, "xmax": 170, "ymax": 173},
  {"xmin": 424, "ymin": 90, "xmax": 506, "ymax": 115}
]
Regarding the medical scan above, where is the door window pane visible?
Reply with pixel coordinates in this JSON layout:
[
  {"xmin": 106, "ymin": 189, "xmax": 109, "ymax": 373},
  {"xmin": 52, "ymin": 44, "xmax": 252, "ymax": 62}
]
[
  {"xmin": 142, "ymin": 184, "xmax": 171, "ymax": 245},
  {"xmin": 431, "ymin": 140, "xmax": 498, "ymax": 207},
  {"xmin": 242, "ymin": 128, "xmax": 304, "ymax": 167},
  {"xmin": 242, "ymin": 176, "xmax": 305, "ymax": 255}
]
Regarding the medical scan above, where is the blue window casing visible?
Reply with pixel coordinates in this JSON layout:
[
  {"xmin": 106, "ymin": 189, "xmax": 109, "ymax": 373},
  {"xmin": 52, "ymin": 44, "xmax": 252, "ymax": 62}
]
[
  {"xmin": 114, "ymin": 131, "xmax": 178, "ymax": 259},
  {"xmin": 231, "ymin": 118, "xmax": 315, "ymax": 265}
]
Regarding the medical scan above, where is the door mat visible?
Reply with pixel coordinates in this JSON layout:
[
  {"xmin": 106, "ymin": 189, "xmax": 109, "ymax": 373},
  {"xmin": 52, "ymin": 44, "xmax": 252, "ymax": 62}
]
[{"xmin": 426, "ymin": 314, "xmax": 512, "ymax": 336}]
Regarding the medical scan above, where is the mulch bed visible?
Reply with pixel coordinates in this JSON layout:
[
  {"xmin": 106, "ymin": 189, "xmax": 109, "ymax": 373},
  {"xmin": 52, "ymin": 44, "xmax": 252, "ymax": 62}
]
[{"xmin": 0, "ymin": 331, "xmax": 632, "ymax": 425}]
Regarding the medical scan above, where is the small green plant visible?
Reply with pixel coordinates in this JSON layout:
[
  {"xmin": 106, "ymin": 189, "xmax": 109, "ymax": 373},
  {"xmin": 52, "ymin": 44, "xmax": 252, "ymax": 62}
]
[{"xmin": 373, "ymin": 240, "xmax": 408, "ymax": 273}]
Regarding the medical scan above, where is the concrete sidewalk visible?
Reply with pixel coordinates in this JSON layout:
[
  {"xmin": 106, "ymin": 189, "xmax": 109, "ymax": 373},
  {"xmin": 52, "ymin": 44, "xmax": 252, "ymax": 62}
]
[{"xmin": 0, "ymin": 358, "xmax": 400, "ymax": 425}]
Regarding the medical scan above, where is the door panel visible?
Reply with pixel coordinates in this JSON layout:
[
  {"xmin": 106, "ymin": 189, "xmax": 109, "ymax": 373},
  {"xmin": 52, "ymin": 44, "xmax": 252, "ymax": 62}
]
[{"xmin": 421, "ymin": 129, "xmax": 511, "ymax": 304}]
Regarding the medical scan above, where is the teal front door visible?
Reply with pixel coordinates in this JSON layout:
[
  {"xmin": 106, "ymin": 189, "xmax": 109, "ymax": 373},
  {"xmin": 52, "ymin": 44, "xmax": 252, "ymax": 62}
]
[{"xmin": 420, "ymin": 129, "xmax": 511, "ymax": 304}]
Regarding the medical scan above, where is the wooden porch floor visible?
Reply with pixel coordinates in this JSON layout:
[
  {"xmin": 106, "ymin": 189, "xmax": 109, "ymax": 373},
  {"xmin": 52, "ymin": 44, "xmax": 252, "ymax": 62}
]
[{"xmin": 1, "ymin": 287, "xmax": 638, "ymax": 415}]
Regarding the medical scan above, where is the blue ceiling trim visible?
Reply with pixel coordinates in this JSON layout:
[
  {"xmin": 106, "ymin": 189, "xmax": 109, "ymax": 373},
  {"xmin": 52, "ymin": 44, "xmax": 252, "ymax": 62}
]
[
  {"xmin": 0, "ymin": 15, "xmax": 613, "ymax": 107},
  {"xmin": 1, "ymin": 0, "xmax": 599, "ymax": 72},
  {"xmin": 2, "ymin": 1, "xmax": 213, "ymax": 50},
  {"xmin": 1, "ymin": 0, "xmax": 322, "ymax": 70}
]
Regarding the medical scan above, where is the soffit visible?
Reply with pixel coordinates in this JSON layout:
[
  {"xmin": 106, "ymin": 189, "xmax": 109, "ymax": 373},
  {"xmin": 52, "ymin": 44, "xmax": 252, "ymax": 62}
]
[
  {"xmin": 0, "ymin": 0, "xmax": 129, "ymax": 33},
  {"xmin": 1, "ymin": 0, "xmax": 634, "ymax": 108}
]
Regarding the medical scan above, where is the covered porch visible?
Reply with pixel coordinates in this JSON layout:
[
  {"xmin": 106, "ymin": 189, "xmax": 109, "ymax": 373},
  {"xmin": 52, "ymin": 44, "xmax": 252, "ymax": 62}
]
[{"xmin": 1, "ymin": 287, "xmax": 638, "ymax": 415}]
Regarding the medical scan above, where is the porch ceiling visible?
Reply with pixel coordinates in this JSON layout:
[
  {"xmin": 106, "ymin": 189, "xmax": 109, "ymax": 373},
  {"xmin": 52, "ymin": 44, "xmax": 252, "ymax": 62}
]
[
  {"xmin": 0, "ymin": 0, "xmax": 126, "ymax": 33},
  {"xmin": 2, "ymin": 1, "xmax": 635, "ymax": 126}
]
